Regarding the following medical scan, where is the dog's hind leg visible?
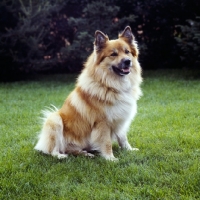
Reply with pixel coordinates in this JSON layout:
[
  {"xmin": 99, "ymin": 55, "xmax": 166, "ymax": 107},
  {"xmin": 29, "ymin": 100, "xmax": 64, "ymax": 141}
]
[
  {"xmin": 34, "ymin": 111, "xmax": 68, "ymax": 159},
  {"xmin": 90, "ymin": 122, "xmax": 118, "ymax": 161}
]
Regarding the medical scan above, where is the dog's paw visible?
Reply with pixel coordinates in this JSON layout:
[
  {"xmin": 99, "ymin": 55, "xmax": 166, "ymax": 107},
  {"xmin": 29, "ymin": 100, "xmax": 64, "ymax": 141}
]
[
  {"xmin": 109, "ymin": 157, "xmax": 119, "ymax": 162},
  {"xmin": 103, "ymin": 155, "xmax": 119, "ymax": 162},
  {"xmin": 123, "ymin": 143, "xmax": 139, "ymax": 151},
  {"xmin": 81, "ymin": 150, "xmax": 95, "ymax": 158},
  {"xmin": 87, "ymin": 153, "xmax": 95, "ymax": 157},
  {"xmin": 52, "ymin": 153, "xmax": 68, "ymax": 159},
  {"xmin": 85, "ymin": 152, "xmax": 95, "ymax": 158},
  {"xmin": 125, "ymin": 146, "xmax": 139, "ymax": 151},
  {"xmin": 130, "ymin": 147, "xmax": 139, "ymax": 151},
  {"xmin": 57, "ymin": 154, "xmax": 68, "ymax": 159}
]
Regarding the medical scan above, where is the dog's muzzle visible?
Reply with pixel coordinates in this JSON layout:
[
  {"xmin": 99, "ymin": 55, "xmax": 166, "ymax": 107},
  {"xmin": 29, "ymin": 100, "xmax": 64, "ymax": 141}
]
[{"xmin": 112, "ymin": 58, "xmax": 132, "ymax": 76}]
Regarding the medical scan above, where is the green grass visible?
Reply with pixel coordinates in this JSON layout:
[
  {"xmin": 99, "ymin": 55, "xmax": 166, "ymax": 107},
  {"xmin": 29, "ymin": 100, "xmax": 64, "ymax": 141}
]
[{"xmin": 0, "ymin": 70, "xmax": 200, "ymax": 200}]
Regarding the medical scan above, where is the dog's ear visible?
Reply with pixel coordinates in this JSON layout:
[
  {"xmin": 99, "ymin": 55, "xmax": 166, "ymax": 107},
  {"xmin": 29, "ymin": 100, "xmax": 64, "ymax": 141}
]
[
  {"xmin": 94, "ymin": 30, "xmax": 109, "ymax": 51},
  {"xmin": 119, "ymin": 26, "xmax": 134, "ymax": 43},
  {"xmin": 119, "ymin": 26, "xmax": 138, "ymax": 57}
]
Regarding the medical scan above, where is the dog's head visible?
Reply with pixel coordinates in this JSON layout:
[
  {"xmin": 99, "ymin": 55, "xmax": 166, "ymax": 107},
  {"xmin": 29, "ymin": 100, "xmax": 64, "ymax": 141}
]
[{"xmin": 93, "ymin": 26, "xmax": 139, "ymax": 77}]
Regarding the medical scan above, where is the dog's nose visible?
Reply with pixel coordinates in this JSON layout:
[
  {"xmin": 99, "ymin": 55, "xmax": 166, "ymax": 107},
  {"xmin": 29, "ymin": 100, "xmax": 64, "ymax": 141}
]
[{"xmin": 124, "ymin": 59, "xmax": 131, "ymax": 66}]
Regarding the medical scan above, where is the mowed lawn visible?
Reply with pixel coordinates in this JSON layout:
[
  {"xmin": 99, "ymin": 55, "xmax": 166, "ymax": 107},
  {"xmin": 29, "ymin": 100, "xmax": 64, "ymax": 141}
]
[{"xmin": 0, "ymin": 70, "xmax": 199, "ymax": 199}]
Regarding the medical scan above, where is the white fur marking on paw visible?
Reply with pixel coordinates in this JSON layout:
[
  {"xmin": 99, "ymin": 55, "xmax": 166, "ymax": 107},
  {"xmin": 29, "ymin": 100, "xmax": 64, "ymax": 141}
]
[{"xmin": 130, "ymin": 147, "xmax": 139, "ymax": 151}]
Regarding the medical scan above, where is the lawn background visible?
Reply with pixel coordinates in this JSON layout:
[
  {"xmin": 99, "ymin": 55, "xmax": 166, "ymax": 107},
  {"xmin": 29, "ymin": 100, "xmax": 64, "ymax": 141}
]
[{"xmin": 0, "ymin": 70, "xmax": 200, "ymax": 199}]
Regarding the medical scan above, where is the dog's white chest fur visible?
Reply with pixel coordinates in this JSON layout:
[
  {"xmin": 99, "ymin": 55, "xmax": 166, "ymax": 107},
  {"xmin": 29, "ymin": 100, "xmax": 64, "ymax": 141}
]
[{"xmin": 105, "ymin": 91, "xmax": 137, "ymax": 124}]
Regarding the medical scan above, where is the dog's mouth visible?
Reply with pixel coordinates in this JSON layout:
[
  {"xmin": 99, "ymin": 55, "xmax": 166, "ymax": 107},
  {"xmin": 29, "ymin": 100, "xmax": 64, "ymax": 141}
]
[{"xmin": 112, "ymin": 66, "xmax": 131, "ymax": 76}]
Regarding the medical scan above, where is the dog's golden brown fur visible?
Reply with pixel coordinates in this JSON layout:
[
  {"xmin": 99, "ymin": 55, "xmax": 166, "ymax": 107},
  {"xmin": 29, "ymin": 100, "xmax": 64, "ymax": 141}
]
[{"xmin": 34, "ymin": 26, "xmax": 142, "ymax": 161}]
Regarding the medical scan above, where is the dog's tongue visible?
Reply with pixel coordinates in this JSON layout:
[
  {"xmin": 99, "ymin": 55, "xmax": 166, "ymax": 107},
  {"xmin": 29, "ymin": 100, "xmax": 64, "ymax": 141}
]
[{"xmin": 122, "ymin": 68, "xmax": 130, "ymax": 73}]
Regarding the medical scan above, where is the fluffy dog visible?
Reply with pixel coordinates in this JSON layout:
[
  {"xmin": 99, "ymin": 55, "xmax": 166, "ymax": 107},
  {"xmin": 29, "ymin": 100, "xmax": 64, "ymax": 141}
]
[{"xmin": 34, "ymin": 26, "xmax": 142, "ymax": 161}]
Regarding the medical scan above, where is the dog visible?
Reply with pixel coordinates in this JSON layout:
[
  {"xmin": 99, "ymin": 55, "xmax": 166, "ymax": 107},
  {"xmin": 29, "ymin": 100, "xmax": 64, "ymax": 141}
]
[{"xmin": 34, "ymin": 26, "xmax": 142, "ymax": 161}]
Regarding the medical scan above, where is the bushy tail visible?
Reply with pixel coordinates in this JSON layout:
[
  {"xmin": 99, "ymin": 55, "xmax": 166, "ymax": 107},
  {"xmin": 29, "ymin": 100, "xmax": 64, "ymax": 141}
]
[{"xmin": 34, "ymin": 106, "xmax": 66, "ymax": 157}]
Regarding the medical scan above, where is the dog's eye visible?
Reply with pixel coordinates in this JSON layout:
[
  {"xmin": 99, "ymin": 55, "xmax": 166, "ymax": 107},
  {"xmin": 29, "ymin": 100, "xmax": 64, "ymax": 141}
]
[
  {"xmin": 125, "ymin": 49, "xmax": 130, "ymax": 54},
  {"xmin": 110, "ymin": 52, "xmax": 118, "ymax": 57}
]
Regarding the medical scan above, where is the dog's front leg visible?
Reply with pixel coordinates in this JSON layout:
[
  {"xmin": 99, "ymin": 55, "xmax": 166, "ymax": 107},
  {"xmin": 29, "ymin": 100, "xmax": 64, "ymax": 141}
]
[
  {"xmin": 117, "ymin": 134, "xmax": 139, "ymax": 151},
  {"xmin": 90, "ymin": 122, "xmax": 118, "ymax": 161}
]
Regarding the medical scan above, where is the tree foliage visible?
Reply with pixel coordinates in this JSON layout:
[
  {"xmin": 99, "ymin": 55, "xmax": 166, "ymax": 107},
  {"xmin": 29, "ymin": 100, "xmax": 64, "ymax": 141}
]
[
  {"xmin": 59, "ymin": 1, "xmax": 136, "ymax": 71},
  {"xmin": 175, "ymin": 17, "xmax": 200, "ymax": 68},
  {"xmin": 0, "ymin": 0, "xmax": 200, "ymax": 81},
  {"xmin": 115, "ymin": 0, "xmax": 200, "ymax": 69},
  {"xmin": 0, "ymin": 0, "xmax": 66, "ymax": 80}
]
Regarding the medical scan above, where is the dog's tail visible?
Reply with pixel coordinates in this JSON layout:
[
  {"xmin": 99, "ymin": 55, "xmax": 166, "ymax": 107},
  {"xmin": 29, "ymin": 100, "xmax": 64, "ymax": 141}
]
[{"xmin": 34, "ymin": 106, "xmax": 67, "ymax": 158}]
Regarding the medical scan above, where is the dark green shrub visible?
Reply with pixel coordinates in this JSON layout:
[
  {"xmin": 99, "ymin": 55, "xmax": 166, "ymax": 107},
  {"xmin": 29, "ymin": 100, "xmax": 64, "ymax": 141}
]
[
  {"xmin": 1, "ymin": 0, "xmax": 200, "ymax": 81},
  {"xmin": 175, "ymin": 17, "xmax": 200, "ymax": 68},
  {"xmin": 0, "ymin": 0, "xmax": 64, "ymax": 81},
  {"xmin": 115, "ymin": 0, "xmax": 200, "ymax": 69},
  {"xmin": 59, "ymin": 1, "xmax": 137, "ymax": 70}
]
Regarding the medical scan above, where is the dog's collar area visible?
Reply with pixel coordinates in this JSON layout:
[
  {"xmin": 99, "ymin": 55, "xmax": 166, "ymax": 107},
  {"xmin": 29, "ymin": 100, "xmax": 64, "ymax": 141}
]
[{"xmin": 112, "ymin": 66, "xmax": 131, "ymax": 76}]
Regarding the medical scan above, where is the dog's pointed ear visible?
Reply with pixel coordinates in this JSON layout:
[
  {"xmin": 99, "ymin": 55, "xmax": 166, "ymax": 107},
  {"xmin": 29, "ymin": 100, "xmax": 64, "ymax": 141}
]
[
  {"xmin": 119, "ymin": 26, "xmax": 134, "ymax": 43},
  {"xmin": 94, "ymin": 30, "xmax": 109, "ymax": 51},
  {"xmin": 119, "ymin": 26, "xmax": 139, "ymax": 57}
]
